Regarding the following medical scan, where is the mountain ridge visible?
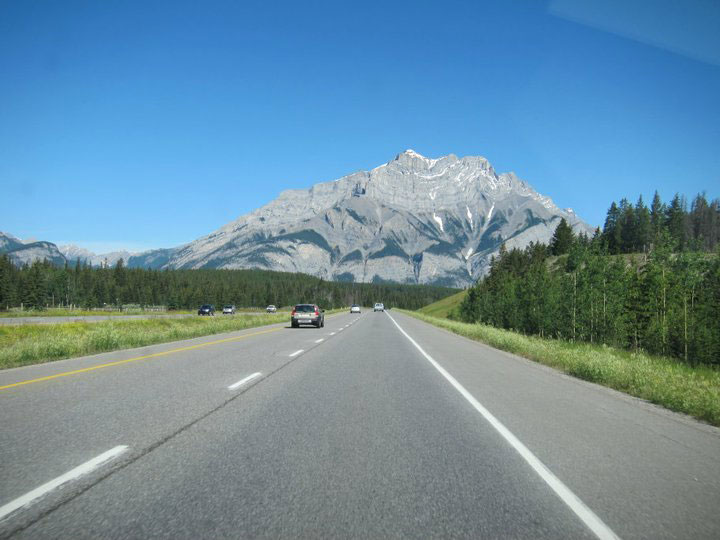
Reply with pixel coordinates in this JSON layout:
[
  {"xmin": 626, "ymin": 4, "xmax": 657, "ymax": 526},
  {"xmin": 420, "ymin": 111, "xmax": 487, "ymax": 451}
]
[
  {"xmin": 138, "ymin": 150, "xmax": 593, "ymax": 287},
  {"xmin": 2, "ymin": 150, "xmax": 593, "ymax": 287}
]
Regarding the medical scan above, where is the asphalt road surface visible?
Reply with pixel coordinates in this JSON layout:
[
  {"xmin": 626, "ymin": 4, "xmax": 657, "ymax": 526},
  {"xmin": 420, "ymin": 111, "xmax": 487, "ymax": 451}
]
[{"xmin": 0, "ymin": 310, "xmax": 718, "ymax": 538}]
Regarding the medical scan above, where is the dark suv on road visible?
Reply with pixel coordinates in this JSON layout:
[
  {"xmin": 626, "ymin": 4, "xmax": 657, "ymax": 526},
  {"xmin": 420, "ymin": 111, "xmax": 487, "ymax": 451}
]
[
  {"xmin": 291, "ymin": 304, "xmax": 325, "ymax": 328},
  {"xmin": 198, "ymin": 304, "xmax": 215, "ymax": 316}
]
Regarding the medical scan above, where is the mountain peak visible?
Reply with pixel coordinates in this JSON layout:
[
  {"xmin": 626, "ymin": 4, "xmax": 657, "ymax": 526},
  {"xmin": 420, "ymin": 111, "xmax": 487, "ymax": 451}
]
[
  {"xmin": 65, "ymin": 150, "xmax": 593, "ymax": 288},
  {"xmin": 393, "ymin": 148, "xmax": 440, "ymax": 169}
]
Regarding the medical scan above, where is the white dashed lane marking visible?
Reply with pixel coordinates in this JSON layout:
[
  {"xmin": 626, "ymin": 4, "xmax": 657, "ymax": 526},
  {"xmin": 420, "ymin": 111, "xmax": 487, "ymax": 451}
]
[{"xmin": 228, "ymin": 372, "xmax": 262, "ymax": 390}]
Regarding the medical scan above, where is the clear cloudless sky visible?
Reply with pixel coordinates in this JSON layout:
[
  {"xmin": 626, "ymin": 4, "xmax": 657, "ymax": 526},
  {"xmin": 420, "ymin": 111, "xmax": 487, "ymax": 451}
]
[{"xmin": 1, "ymin": 0, "xmax": 719, "ymax": 253}]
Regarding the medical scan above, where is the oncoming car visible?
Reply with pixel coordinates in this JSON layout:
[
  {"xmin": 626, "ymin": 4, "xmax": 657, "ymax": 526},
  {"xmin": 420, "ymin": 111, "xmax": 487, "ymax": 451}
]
[
  {"xmin": 291, "ymin": 304, "xmax": 325, "ymax": 328},
  {"xmin": 374, "ymin": 303, "xmax": 384, "ymax": 312},
  {"xmin": 222, "ymin": 305, "xmax": 235, "ymax": 315},
  {"xmin": 350, "ymin": 304, "xmax": 360, "ymax": 314},
  {"xmin": 266, "ymin": 305, "xmax": 277, "ymax": 313},
  {"xmin": 198, "ymin": 304, "xmax": 215, "ymax": 316}
]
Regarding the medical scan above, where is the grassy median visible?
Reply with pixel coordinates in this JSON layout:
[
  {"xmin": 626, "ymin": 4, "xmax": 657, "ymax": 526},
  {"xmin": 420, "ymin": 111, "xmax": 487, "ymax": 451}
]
[
  {"xmin": 0, "ymin": 309, "xmax": 348, "ymax": 370},
  {"xmin": 0, "ymin": 308, "xmax": 195, "ymax": 317},
  {"xmin": 0, "ymin": 313, "xmax": 292, "ymax": 369},
  {"xmin": 401, "ymin": 310, "xmax": 720, "ymax": 427}
]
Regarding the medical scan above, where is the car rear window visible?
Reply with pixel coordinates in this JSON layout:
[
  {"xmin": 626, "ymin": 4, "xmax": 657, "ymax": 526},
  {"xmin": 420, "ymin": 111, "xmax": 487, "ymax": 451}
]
[{"xmin": 294, "ymin": 305, "xmax": 315, "ymax": 312}]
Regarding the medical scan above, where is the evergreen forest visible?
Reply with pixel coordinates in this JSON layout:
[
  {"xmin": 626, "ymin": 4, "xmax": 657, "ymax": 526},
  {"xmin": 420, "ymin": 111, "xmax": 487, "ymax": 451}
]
[
  {"xmin": 0, "ymin": 258, "xmax": 457, "ymax": 312},
  {"xmin": 460, "ymin": 192, "xmax": 720, "ymax": 365}
]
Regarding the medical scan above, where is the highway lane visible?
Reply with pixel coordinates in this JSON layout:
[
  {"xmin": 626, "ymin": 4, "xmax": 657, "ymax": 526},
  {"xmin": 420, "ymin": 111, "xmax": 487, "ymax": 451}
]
[
  {"xmin": 387, "ymin": 312, "xmax": 720, "ymax": 539},
  {"xmin": 0, "ymin": 311, "xmax": 357, "ymax": 534},
  {"xmin": 1, "ymin": 310, "xmax": 718, "ymax": 538}
]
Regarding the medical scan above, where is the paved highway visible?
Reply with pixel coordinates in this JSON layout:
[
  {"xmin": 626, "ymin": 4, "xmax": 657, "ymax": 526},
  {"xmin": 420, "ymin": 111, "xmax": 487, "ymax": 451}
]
[{"xmin": 0, "ymin": 310, "xmax": 718, "ymax": 538}]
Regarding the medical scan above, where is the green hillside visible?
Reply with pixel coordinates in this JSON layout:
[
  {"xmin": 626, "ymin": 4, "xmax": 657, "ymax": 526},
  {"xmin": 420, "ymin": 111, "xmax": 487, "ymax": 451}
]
[{"xmin": 417, "ymin": 289, "xmax": 467, "ymax": 319}]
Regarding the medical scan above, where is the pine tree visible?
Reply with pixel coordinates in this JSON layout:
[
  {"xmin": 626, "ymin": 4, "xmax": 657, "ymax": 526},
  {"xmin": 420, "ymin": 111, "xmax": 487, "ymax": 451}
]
[
  {"xmin": 666, "ymin": 194, "xmax": 688, "ymax": 251},
  {"xmin": 603, "ymin": 202, "xmax": 622, "ymax": 254},
  {"xmin": 618, "ymin": 198, "xmax": 636, "ymax": 253},
  {"xmin": 0, "ymin": 255, "xmax": 16, "ymax": 309},
  {"xmin": 650, "ymin": 191, "xmax": 665, "ymax": 247},
  {"xmin": 635, "ymin": 195, "xmax": 651, "ymax": 252},
  {"xmin": 550, "ymin": 218, "xmax": 574, "ymax": 255}
]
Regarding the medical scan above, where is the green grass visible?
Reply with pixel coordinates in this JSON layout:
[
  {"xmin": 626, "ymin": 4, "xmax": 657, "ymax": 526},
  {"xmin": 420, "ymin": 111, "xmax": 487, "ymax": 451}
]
[
  {"xmin": 0, "ymin": 309, "xmax": 347, "ymax": 370},
  {"xmin": 0, "ymin": 308, "xmax": 195, "ymax": 318},
  {"xmin": 417, "ymin": 289, "xmax": 467, "ymax": 319},
  {"xmin": 401, "ymin": 310, "xmax": 720, "ymax": 427}
]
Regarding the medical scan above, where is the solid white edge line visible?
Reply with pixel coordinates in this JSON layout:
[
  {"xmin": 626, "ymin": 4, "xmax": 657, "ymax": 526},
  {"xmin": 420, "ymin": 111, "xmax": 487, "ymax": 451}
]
[
  {"xmin": 0, "ymin": 445, "xmax": 129, "ymax": 522},
  {"xmin": 228, "ymin": 372, "xmax": 262, "ymax": 390},
  {"xmin": 315, "ymin": 339, "xmax": 324, "ymax": 343},
  {"xmin": 384, "ymin": 312, "xmax": 620, "ymax": 540},
  {"xmin": 289, "ymin": 349, "xmax": 304, "ymax": 357}
]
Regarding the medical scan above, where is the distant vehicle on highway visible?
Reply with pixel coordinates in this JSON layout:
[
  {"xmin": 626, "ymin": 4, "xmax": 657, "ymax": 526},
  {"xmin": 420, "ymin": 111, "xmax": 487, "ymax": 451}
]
[
  {"xmin": 266, "ymin": 305, "xmax": 277, "ymax": 313},
  {"xmin": 374, "ymin": 303, "xmax": 384, "ymax": 312},
  {"xmin": 222, "ymin": 305, "xmax": 235, "ymax": 315},
  {"xmin": 198, "ymin": 304, "xmax": 215, "ymax": 316},
  {"xmin": 291, "ymin": 304, "xmax": 325, "ymax": 328},
  {"xmin": 350, "ymin": 304, "xmax": 360, "ymax": 314}
]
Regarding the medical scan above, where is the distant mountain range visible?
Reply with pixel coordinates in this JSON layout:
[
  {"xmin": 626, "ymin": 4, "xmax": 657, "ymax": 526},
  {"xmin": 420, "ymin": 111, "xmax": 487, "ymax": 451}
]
[
  {"xmin": 2, "ymin": 150, "xmax": 593, "ymax": 287},
  {"xmin": 0, "ymin": 233, "xmax": 135, "ymax": 268},
  {"xmin": 58, "ymin": 245, "xmax": 134, "ymax": 268},
  {"xmin": 0, "ymin": 232, "xmax": 66, "ymax": 267}
]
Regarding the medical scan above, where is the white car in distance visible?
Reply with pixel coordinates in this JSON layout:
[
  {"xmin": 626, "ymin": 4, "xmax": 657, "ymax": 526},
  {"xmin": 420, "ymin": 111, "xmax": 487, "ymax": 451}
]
[
  {"xmin": 350, "ymin": 304, "xmax": 360, "ymax": 314},
  {"xmin": 374, "ymin": 303, "xmax": 384, "ymax": 312},
  {"xmin": 266, "ymin": 305, "xmax": 277, "ymax": 313}
]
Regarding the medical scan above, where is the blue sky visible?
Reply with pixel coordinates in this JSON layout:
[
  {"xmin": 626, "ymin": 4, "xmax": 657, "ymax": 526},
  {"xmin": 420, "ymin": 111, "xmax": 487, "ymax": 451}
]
[{"xmin": 1, "ymin": 0, "xmax": 719, "ymax": 253}]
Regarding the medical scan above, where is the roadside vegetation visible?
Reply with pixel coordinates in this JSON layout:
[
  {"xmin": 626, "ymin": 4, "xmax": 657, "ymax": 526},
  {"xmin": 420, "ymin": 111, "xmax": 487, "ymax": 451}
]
[
  {"xmin": 0, "ymin": 311, "xmax": 344, "ymax": 370},
  {"xmin": 404, "ymin": 311, "xmax": 720, "ymax": 426},
  {"xmin": 0, "ymin": 307, "xmax": 194, "ymax": 318},
  {"xmin": 460, "ymin": 192, "xmax": 720, "ymax": 366},
  {"xmin": 417, "ymin": 289, "xmax": 467, "ymax": 319}
]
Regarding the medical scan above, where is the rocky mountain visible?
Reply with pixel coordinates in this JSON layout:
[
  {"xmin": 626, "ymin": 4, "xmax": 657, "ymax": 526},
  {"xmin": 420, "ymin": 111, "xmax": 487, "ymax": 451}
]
[
  {"xmin": 0, "ymin": 234, "xmax": 132, "ymax": 268},
  {"xmin": 0, "ymin": 233, "xmax": 66, "ymax": 267},
  {"xmin": 127, "ymin": 247, "xmax": 179, "ymax": 269},
  {"xmin": 59, "ymin": 244, "xmax": 134, "ymax": 267},
  {"xmin": 0, "ymin": 231, "xmax": 24, "ymax": 253},
  {"xmin": 146, "ymin": 150, "xmax": 593, "ymax": 287}
]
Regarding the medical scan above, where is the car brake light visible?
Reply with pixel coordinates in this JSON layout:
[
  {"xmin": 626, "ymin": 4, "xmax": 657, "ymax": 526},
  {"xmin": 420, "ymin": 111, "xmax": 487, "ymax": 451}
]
[
  {"xmin": 291, "ymin": 310, "xmax": 296, "ymax": 316},
  {"xmin": 315, "ymin": 308, "xmax": 319, "ymax": 315}
]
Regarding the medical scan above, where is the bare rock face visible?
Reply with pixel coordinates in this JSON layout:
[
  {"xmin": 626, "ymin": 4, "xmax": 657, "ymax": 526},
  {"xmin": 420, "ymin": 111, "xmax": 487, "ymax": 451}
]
[
  {"xmin": 142, "ymin": 150, "xmax": 594, "ymax": 287},
  {"xmin": 0, "ymin": 233, "xmax": 66, "ymax": 267}
]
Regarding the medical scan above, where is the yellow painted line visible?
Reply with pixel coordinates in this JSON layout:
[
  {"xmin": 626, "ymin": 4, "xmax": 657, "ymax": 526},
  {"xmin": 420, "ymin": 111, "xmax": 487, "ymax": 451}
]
[{"xmin": 0, "ymin": 327, "xmax": 283, "ymax": 391}]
